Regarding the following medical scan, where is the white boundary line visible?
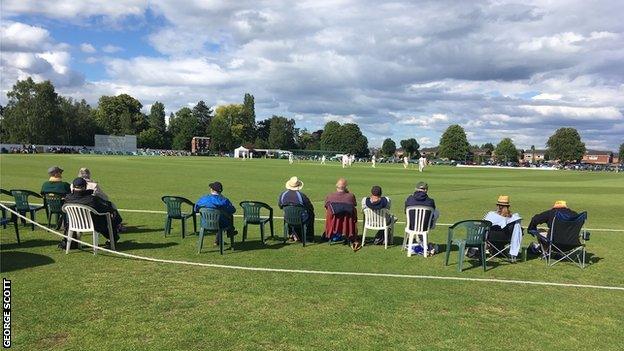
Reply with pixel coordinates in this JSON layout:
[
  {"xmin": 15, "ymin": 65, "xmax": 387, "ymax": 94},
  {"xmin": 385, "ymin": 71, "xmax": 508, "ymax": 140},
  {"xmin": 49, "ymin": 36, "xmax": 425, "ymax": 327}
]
[{"xmin": 1, "ymin": 204, "xmax": 623, "ymax": 291}]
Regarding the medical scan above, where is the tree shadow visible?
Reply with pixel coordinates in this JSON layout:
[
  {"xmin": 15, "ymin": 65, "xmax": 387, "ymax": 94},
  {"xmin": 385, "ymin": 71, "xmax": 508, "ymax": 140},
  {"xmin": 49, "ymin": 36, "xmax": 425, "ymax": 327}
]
[
  {"xmin": 1, "ymin": 251, "xmax": 55, "ymax": 272},
  {"xmin": 122, "ymin": 226, "xmax": 162, "ymax": 235},
  {"xmin": 117, "ymin": 240, "xmax": 178, "ymax": 252},
  {"xmin": 0, "ymin": 239, "xmax": 58, "ymax": 251}
]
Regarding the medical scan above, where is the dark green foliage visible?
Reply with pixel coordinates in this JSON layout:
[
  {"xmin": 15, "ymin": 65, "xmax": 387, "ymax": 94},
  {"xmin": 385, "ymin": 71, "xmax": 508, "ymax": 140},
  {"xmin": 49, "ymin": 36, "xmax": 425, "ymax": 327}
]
[
  {"xmin": 546, "ymin": 128, "xmax": 586, "ymax": 162},
  {"xmin": 169, "ymin": 107, "xmax": 201, "ymax": 150},
  {"xmin": 494, "ymin": 138, "xmax": 519, "ymax": 162},
  {"xmin": 268, "ymin": 115, "xmax": 296, "ymax": 149},
  {"xmin": 438, "ymin": 124, "xmax": 470, "ymax": 160},
  {"xmin": 95, "ymin": 94, "xmax": 147, "ymax": 136},
  {"xmin": 400, "ymin": 138, "xmax": 420, "ymax": 158},
  {"xmin": 192, "ymin": 100, "xmax": 213, "ymax": 136},
  {"xmin": 381, "ymin": 138, "xmax": 397, "ymax": 157},
  {"xmin": 319, "ymin": 121, "xmax": 368, "ymax": 156},
  {"xmin": 619, "ymin": 143, "xmax": 624, "ymax": 162},
  {"xmin": 148, "ymin": 101, "xmax": 166, "ymax": 133}
]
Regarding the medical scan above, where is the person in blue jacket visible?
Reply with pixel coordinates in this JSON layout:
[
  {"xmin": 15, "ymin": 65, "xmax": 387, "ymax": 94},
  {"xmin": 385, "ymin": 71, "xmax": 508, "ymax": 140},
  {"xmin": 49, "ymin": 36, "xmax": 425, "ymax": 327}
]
[{"xmin": 195, "ymin": 181, "xmax": 237, "ymax": 244}]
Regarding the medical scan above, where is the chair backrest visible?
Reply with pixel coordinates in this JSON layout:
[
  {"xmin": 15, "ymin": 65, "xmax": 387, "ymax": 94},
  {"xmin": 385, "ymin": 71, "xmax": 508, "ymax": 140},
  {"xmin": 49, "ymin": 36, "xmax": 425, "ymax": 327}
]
[
  {"xmin": 43, "ymin": 192, "xmax": 65, "ymax": 213},
  {"xmin": 283, "ymin": 205, "xmax": 305, "ymax": 225},
  {"xmin": 405, "ymin": 206, "xmax": 434, "ymax": 233},
  {"xmin": 363, "ymin": 207, "xmax": 389, "ymax": 230},
  {"xmin": 448, "ymin": 220, "xmax": 492, "ymax": 245},
  {"xmin": 240, "ymin": 201, "xmax": 272, "ymax": 222},
  {"xmin": 0, "ymin": 188, "xmax": 11, "ymax": 197},
  {"xmin": 62, "ymin": 204, "xmax": 96, "ymax": 233},
  {"xmin": 487, "ymin": 219, "xmax": 521, "ymax": 242},
  {"xmin": 550, "ymin": 211, "xmax": 586, "ymax": 246},
  {"xmin": 198, "ymin": 208, "xmax": 221, "ymax": 231},
  {"xmin": 161, "ymin": 196, "xmax": 191, "ymax": 217},
  {"xmin": 10, "ymin": 189, "xmax": 40, "ymax": 211}
]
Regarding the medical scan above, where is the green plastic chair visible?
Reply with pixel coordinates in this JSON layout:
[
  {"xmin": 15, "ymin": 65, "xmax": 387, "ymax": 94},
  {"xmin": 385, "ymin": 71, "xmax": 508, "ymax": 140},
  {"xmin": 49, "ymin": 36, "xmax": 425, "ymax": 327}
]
[
  {"xmin": 444, "ymin": 220, "xmax": 492, "ymax": 272},
  {"xmin": 283, "ymin": 205, "xmax": 311, "ymax": 247},
  {"xmin": 0, "ymin": 189, "xmax": 20, "ymax": 243},
  {"xmin": 10, "ymin": 189, "xmax": 45, "ymax": 231},
  {"xmin": 197, "ymin": 208, "xmax": 234, "ymax": 255},
  {"xmin": 42, "ymin": 192, "xmax": 65, "ymax": 228},
  {"xmin": 161, "ymin": 196, "xmax": 197, "ymax": 238},
  {"xmin": 239, "ymin": 201, "xmax": 274, "ymax": 244}
]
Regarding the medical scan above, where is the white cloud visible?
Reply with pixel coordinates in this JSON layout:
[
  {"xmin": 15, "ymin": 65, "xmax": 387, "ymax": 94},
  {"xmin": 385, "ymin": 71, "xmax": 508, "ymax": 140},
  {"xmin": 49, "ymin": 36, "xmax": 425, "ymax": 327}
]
[
  {"xmin": 80, "ymin": 43, "xmax": 96, "ymax": 53},
  {"xmin": 399, "ymin": 114, "xmax": 449, "ymax": 128},
  {"xmin": 520, "ymin": 105, "xmax": 622, "ymax": 120},
  {"xmin": 532, "ymin": 93, "xmax": 562, "ymax": 101},
  {"xmin": 0, "ymin": 21, "xmax": 51, "ymax": 52},
  {"xmin": 102, "ymin": 45, "xmax": 123, "ymax": 53},
  {"xmin": 2, "ymin": 0, "xmax": 147, "ymax": 19}
]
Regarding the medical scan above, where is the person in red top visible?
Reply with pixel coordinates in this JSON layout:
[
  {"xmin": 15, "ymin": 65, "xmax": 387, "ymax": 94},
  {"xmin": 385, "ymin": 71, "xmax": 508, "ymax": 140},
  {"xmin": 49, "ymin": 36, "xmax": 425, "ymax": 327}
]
[{"xmin": 324, "ymin": 178, "xmax": 359, "ymax": 251}]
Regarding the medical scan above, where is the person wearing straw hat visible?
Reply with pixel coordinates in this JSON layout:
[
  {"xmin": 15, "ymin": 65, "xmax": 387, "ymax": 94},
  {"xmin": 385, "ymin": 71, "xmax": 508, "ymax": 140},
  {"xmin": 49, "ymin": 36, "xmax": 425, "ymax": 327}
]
[
  {"xmin": 483, "ymin": 195, "xmax": 523, "ymax": 262},
  {"xmin": 528, "ymin": 200, "xmax": 578, "ymax": 253},
  {"xmin": 278, "ymin": 176, "xmax": 315, "ymax": 241}
]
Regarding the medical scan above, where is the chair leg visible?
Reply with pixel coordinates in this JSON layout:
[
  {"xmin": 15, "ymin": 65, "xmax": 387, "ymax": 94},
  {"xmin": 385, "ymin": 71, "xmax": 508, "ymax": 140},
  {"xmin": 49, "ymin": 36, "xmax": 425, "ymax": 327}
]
[
  {"xmin": 361, "ymin": 227, "xmax": 367, "ymax": 247},
  {"xmin": 407, "ymin": 233, "xmax": 415, "ymax": 257},
  {"xmin": 481, "ymin": 244, "xmax": 486, "ymax": 271},
  {"xmin": 283, "ymin": 222, "xmax": 289, "ymax": 243},
  {"xmin": 384, "ymin": 228, "xmax": 388, "ymax": 249},
  {"xmin": 230, "ymin": 231, "xmax": 235, "ymax": 251},
  {"xmin": 164, "ymin": 217, "xmax": 170, "ymax": 236},
  {"xmin": 422, "ymin": 232, "xmax": 428, "ymax": 258},
  {"xmin": 47, "ymin": 211, "xmax": 52, "ymax": 227},
  {"xmin": 260, "ymin": 223, "xmax": 265, "ymax": 244},
  {"xmin": 402, "ymin": 231, "xmax": 408, "ymax": 251},
  {"xmin": 29, "ymin": 210, "xmax": 36, "ymax": 231},
  {"xmin": 219, "ymin": 230, "xmax": 224, "ymax": 255},
  {"xmin": 302, "ymin": 225, "xmax": 307, "ymax": 247},
  {"xmin": 457, "ymin": 242, "xmax": 466, "ymax": 272},
  {"xmin": 444, "ymin": 242, "xmax": 451, "ymax": 266},
  {"xmin": 269, "ymin": 219, "xmax": 274, "ymax": 238},
  {"xmin": 66, "ymin": 231, "xmax": 73, "ymax": 254},
  {"xmin": 93, "ymin": 231, "xmax": 98, "ymax": 255},
  {"xmin": 14, "ymin": 217, "xmax": 20, "ymax": 244},
  {"xmin": 197, "ymin": 229, "xmax": 204, "ymax": 253},
  {"xmin": 242, "ymin": 223, "xmax": 248, "ymax": 243},
  {"xmin": 192, "ymin": 213, "xmax": 197, "ymax": 234},
  {"xmin": 181, "ymin": 218, "xmax": 186, "ymax": 239}
]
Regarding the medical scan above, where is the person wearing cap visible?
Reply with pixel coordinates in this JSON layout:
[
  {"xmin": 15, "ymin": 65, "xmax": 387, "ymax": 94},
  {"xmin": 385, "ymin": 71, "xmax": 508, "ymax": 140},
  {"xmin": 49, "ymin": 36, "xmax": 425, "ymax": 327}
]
[
  {"xmin": 63, "ymin": 177, "xmax": 122, "ymax": 247},
  {"xmin": 195, "ymin": 182, "xmax": 237, "ymax": 243},
  {"xmin": 324, "ymin": 178, "xmax": 360, "ymax": 251},
  {"xmin": 528, "ymin": 200, "xmax": 578, "ymax": 253},
  {"xmin": 278, "ymin": 176, "xmax": 315, "ymax": 241},
  {"xmin": 362, "ymin": 185, "xmax": 396, "ymax": 245},
  {"xmin": 483, "ymin": 195, "xmax": 523, "ymax": 262},
  {"xmin": 41, "ymin": 166, "xmax": 71, "ymax": 195},
  {"xmin": 70, "ymin": 168, "xmax": 110, "ymax": 202},
  {"xmin": 404, "ymin": 181, "xmax": 439, "ymax": 227}
]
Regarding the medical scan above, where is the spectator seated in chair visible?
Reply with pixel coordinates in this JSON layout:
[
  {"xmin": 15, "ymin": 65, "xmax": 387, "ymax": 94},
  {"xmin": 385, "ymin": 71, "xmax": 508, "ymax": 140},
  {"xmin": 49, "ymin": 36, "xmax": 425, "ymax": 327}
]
[
  {"xmin": 278, "ymin": 176, "xmax": 314, "ymax": 241},
  {"xmin": 324, "ymin": 178, "xmax": 360, "ymax": 251},
  {"xmin": 63, "ymin": 177, "xmax": 122, "ymax": 248},
  {"xmin": 362, "ymin": 185, "xmax": 397, "ymax": 244},
  {"xmin": 71, "ymin": 168, "xmax": 112, "ymax": 203},
  {"xmin": 404, "ymin": 181, "xmax": 440, "ymax": 228},
  {"xmin": 528, "ymin": 200, "xmax": 578, "ymax": 255},
  {"xmin": 483, "ymin": 195, "xmax": 523, "ymax": 262},
  {"xmin": 41, "ymin": 166, "xmax": 71, "ymax": 195},
  {"xmin": 195, "ymin": 181, "xmax": 237, "ymax": 245}
]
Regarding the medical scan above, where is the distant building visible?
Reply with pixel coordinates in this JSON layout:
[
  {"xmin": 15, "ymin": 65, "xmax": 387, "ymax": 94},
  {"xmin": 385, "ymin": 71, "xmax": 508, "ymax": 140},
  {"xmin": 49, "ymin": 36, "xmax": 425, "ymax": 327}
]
[
  {"xmin": 582, "ymin": 150, "xmax": 614, "ymax": 164},
  {"xmin": 522, "ymin": 149, "xmax": 547, "ymax": 163},
  {"xmin": 420, "ymin": 147, "xmax": 439, "ymax": 158}
]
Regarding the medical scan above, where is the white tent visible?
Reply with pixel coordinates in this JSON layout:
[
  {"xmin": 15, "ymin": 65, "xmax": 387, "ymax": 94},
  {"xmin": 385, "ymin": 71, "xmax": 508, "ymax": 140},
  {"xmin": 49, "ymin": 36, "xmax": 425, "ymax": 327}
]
[{"xmin": 234, "ymin": 146, "xmax": 249, "ymax": 158}]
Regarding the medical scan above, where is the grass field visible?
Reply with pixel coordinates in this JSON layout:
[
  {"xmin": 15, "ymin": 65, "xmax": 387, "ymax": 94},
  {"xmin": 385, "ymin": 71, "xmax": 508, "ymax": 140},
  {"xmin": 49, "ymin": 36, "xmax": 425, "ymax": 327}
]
[{"xmin": 1, "ymin": 154, "xmax": 623, "ymax": 350}]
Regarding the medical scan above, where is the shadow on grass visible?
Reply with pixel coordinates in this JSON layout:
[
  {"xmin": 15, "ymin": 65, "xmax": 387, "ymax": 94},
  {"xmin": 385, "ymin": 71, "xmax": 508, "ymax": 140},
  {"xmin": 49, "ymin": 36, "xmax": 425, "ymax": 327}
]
[
  {"xmin": 117, "ymin": 240, "xmax": 178, "ymax": 252},
  {"xmin": 1, "ymin": 251, "xmax": 55, "ymax": 272},
  {"xmin": 0, "ymin": 239, "xmax": 58, "ymax": 251},
  {"xmin": 121, "ymin": 225, "xmax": 161, "ymax": 235}
]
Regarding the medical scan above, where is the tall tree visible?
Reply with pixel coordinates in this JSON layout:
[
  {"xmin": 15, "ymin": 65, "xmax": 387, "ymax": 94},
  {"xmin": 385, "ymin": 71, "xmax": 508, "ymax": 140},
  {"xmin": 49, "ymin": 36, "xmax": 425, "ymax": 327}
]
[
  {"xmin": 192, "ymin": 100, "xmax": 213, "ymax": 136},
  {"xmin": 530, "ymin": 145, "xmax": 536, "ymax": 163},
  {"xmin": 381, "ymin": 138, "xmax": 397, "ymax": 157},
  {"xmin": 547, "ymin": 127, "xmax": 586, "ymax": 162},
  {"xmin": 59, "ymin": 97, "xmax": 97, "ymax": 146},
  {"xmin": 297, "ymin": 128, "xmax": 321, "ymax": 150},
  {"xmin": 213, "ymin": 104, "xmax": 246, "ymax": 146},
  {"xmin": 340, "ymin": 123, "xmax": 369, "ymax": 156},
  {"xmin": 320, "ymin": 121, "xmax": 342, "ymax": 151},
  {"xmin": 168, "ymin": 107, "xmax": 200, "ymax": 150},
  {"xmin": 240, "ymin": 93, "xmax": 256, "ymax": 143},
  {"xmin": 481, "ymin": 142, "xmax": 494, "ymax": 155},
  {"xmin": 148, "ymin": 101, "xmax": 166, "ymax": 133},
  {"xmin": 2, "ymin": 77, "xmax": 62, "ymax": 144},
  {"xmin": 438, "ymin": 124, "xmax": 469, "ymax": 160},
  {"xmin": 210, "ymin": 113, "xmax": 234, "ymax": 152},
  {"xmin": 138, "ymin": 128, "xmax": 166, "ymax": 149},
  {"xmin": 494, "ymin": 138, "xmax": 519, "ymax": 162},
  {"xmin": 95, "ymin": 94, "xmax": 147, "ymax": 135},
  {"xmin": 400, "ymin": 138, "xmax": 420, "ymax": 158},
  {"xmin": 268, "ymin": 115, "xmax": 296, "ymax": 149}
]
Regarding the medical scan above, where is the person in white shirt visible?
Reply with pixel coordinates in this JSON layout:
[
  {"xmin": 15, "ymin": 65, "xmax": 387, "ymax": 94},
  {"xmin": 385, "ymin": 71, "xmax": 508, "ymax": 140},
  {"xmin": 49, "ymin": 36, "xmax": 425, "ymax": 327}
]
[
  {"xmin": 342, "ymin": 154, "xmax": 348, "ymax": 168},
  {"xmin": 321, "ymin": 155, "xmax": 326, "ymax": 164},
  {"xmin": 483, "ymin": 195, "xmax": 523, "ymax": 262},
  {"xmin": 371, "ymin": 155, "xmax": 376, "ymax": 168},
  {"xmin": 403, "ymin": 156, "xmax": 409, "ymax": 169},
  {"xmin": 288, "ymin": 153, "xmax": 294, "ymax": 164},
  {"xmin": 418, "ymin": 156, "xmax": 427, "ymax": 172}
]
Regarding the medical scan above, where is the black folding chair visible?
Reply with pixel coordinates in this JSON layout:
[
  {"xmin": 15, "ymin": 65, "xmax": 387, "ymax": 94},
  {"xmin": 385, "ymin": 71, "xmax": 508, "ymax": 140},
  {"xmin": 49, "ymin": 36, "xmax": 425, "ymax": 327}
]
[
  {"xmin": 542, "ymin": 212, "xmax": 588, "ymax": 268},
  {"xmin": 486, "ymin": 220, "xmax": 524, "ymax": 262}
]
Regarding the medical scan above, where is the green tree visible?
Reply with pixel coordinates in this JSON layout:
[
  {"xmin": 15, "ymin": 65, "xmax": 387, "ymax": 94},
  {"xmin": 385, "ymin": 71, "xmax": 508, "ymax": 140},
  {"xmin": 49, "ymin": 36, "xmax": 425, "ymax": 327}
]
[
  {"xmin": 168, "ymin": 107, "xmax": 200, "ymax": 150},
  {"xmin": 547, "ymin": 128, "xmax": 586, "ymax": 162},
  {"xmin": 400, "ymin": 138, "xmax": 420, "ymax": 158},
  {"xmin": 438, "ymin": 124, "xmax": 470, "ymax": 160},
  {"xmin": 619, "ymin": 143, "xmax": 624, "ymax": 163},
  {"xmin": 59, "ymin": 97, "xmax": 97, "ymax": 146},
  {"xmin": 268, "ymin": 115, "xmax": 296, "ymax": 149},
  {"xmin": 192, "ymin": 100, "xmax": 213, "ymax": 136},
  {"xmin": 494, "ymin": 138, "xmax": 519, "ymax": 162},
  {"xmin": 297, "ymin": 129, "xmax": 321, "ymax": 150},
  {"xmin": 320, "ymin": 121, "xmax": 342, "ymax": 151},
  {"xmin": 210, "ymin": 113, "xmax": 234, "ymax": 152},
  {"xmin": 95, "ymin": 94, "xmax": 147, "ymax": 135},
  {"xmin": 340, "ymin": 123, "xmax": 369, "ymax": 156},
  {"xmin": 381, "ymin": 138, "xmax": 397, "ymax": 157},
  {"xmin": 148, "ymin": 101, "xmax": 166, "ymax": 133},
  {"xmin": 213, "ymin": 104, "xmax": 245, "ymax": 146},
  {"xmin": 2, "ymin": 77, "xmax": 62, "ymax": 144},
  {"xmin": 239, "ymin": 93, "xmax": 256, "ymax": 143},
  {"xmin": 138, "ymin": 128, "xmax": 166, "ymax": 149},
  {"xmin": 481, "ymin": 142, "xmax": 494, "ymax": 155},
  {"xmin": 530, "ymin": 145, "xmax": 536, "ymax": 163}
]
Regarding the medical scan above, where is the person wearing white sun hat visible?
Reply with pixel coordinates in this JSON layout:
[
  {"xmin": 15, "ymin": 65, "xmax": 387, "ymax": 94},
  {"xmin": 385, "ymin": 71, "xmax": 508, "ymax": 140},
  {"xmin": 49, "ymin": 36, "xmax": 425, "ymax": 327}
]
[{"xmin": 278, "ymin": 176, "xmax": 315, "ymax": 241}]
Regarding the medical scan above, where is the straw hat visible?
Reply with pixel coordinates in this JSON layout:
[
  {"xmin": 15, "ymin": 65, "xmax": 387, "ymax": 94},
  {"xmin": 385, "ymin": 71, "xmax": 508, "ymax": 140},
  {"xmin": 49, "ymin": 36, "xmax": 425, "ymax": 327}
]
[
  {"xmin": 285, "ymin": 176, "xmax": 304, "ymax": 191},
  {"xmin": 496, "ymin": 195, "xmax": 510, "ymax": 206},
  {"xmin": 553, "ymin": 200, "xmax": 567, "ymax": 209}
]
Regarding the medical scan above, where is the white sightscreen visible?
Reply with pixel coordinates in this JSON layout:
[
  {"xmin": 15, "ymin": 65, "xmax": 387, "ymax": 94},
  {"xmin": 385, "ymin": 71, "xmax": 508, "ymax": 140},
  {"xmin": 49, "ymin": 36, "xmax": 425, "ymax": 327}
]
[{"xmin": 94, "ymin": 134, "xmax": 137, "ymax": 152}]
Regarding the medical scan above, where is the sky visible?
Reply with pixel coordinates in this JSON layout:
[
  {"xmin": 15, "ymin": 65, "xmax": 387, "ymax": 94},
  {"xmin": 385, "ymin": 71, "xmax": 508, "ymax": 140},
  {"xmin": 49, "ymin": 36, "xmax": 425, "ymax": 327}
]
[{"xmin": 1, "ymin": 0, "xmax": 623, "ymax": 150}]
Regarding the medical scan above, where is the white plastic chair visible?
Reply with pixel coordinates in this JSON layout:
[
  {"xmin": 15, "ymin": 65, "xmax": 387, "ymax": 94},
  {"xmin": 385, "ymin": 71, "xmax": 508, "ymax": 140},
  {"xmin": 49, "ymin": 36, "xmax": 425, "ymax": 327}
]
[
  {"xmin": 63, "ymin": 204, "xmax": 115, "ymax": 254},
  {"xmin": 362, "ymin": 207, "xmax": 395, "ymax": 249},
  {"xmin": 404, "ymin": 206, "xmax": 434, "ymax": 257}
]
